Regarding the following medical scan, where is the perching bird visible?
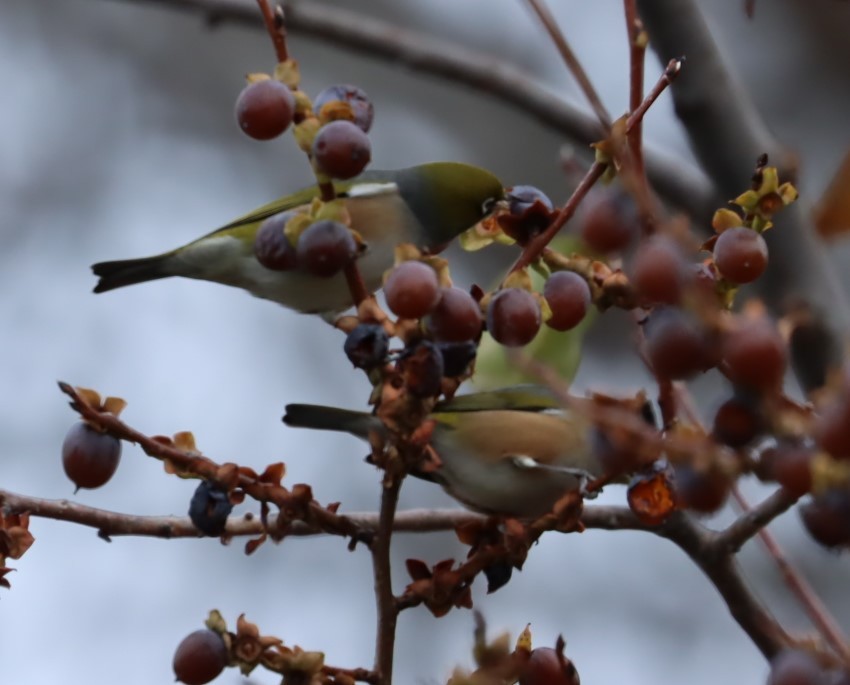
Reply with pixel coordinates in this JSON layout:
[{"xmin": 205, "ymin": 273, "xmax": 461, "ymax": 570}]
[
  {"xmin": 283, "ymin": 386, "xmax": 607, "ymax": 518},
  {"xmin": 91, "ymin": 162, "xmax": 503, "ymax": 314}
]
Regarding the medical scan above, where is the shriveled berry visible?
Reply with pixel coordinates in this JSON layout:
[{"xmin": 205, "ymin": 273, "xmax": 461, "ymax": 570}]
[
  {"xmin": 519, "ymin": 647, "xmax": 580, "ymax": 685},
  {"xmin": 235, "ymin": 79, "xmax": 295, "ymax": 141},
  {"xmin": 799, "ymin": 490, "xmax": 850, "ymax": 549},
  {"xmin": 344, "ymin": 323, "xmax": 389, "ymax": 369},
  {"xmin": 62, "ymin": 422, "xmax": 121, "ymax": 491},
  {"xmin": 189, "ymin": 481, "xmax": 232, "ymax": 537},
  {"xmin": 254, "ymin": 212, "xmax": 298, "ymax": 271},
  {"xmin": 296, "ymin": 220, "xmax": 357, "ymax": 277},
  {"xmin": 314, "ymin": 84, "xmax": 374, "ymax": 132},
  {"xmin": 427, "ymin": 287, "xmax": 483, "ymax": 343},
  {"xmin": 543, "ymin": 271, "xmax": 590, "ymax": 332},
  {"xmin": 385, "ymin": 261, "xmax": 440, "ymax": 319},
  {"xmin": 815, "ymin": 391, "xmax": 850, "ymax": 460},
  {"xmin": 437, "ymin": 340, "xmax": 478, "ymax": 377},
  {"xmin": 579, "ymin": 187, "xmax": 639, "ymax": 253},
  {"xmin": 400, "ymin": 341, "xmax": 444, "ymax": 398},
  {"xmin": 644, "ymin": 307, "xmax": 714, "ymax": 380},
  {"xmin": 173, "ymin": 629, "xmax": 228, "ymax": 685},
  {"xmin": 499, "ymin": 185, "xmax": 555, "ymax": 242},
  {"xmin": 486, "ymin": 288, "xmax": 541, "ymax": 347},
  {"xmin": 713, "ymin": 226, "xmax": 768, "ymax": 284},
  {"xmin": 721, "ymin": 319, "xmax": 787, "ymax": 391},
  {"xmin": 630, "ymin": 235, "xmax": 687, "ymax": 305},
  {"xmin": 312, "ymin": 120, "xmax": 371, "ymax": 179}
]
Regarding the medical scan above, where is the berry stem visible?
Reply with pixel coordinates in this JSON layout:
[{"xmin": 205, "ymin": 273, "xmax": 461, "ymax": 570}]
[
  {"xmin": 344, "ymin": 261, "xmax": 370, "ymax": 308},
  {"xmin": 255, "ymin": 0, "xmax": 289, "ymax": 62},
  {"xmin": 523, "ymin": 0, "xmax": 611, "ymax": 133},
  {"xmin": 627, "ymin": 57, "xmax": 682, "ymax": 130}
]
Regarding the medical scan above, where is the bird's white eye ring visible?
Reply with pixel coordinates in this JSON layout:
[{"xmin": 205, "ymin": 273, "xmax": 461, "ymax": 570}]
[{"xmin": 482, "ymin": 197, "xmax": 499, "ymax": 215}]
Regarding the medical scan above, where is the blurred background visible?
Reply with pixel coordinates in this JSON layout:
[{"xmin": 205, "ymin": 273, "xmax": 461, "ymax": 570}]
[{"xmin": 3, "ymin": 1, "xmax": 850, "ymax": 683}]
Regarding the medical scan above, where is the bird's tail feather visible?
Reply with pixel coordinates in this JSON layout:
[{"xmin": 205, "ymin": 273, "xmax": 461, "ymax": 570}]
[
  {"xmin": 92, "ymin": 255, "xmax": 173, "ymax": 293},
  {"xmin": 282, "ymin": 404, "xmax": 380, "ymax": 439}
]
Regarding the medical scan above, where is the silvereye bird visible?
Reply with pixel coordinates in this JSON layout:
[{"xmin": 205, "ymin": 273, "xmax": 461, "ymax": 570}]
[
  {"xmin": 91, "ymin": 162, "xmax": 503, "ymax": 314},
  {"xmin": 283, "ymin": 387, "xmax": 605, "ymax": 518}
]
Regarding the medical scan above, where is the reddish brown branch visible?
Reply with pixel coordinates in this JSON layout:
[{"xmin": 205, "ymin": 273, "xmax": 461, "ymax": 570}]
[
  {"xmin": 623, "ymin": 0, "xmax": 646, "ymax": 178},
  {"xmin": 372, "ymin": 476, "xmax": 402, "ymax": 685},
  {"xmin": 523, "ymin": 0, "xmax": 611, "ymax": 132},
  {"xmin": 255, "ymin": 0, "xmax": 288, "ymax": 61},
  {"xmin": 730, "ymin": 487, "xmax": 850, "ymax": 664}
]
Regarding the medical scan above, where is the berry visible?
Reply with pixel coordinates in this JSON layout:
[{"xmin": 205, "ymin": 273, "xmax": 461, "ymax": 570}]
[
  {"xmin": 815, "ymin": 393, "xmax": 850, "ymax": 460},
  {"xmin": 400, "ymin": 341, "xmax": 444, "ymax": 398},
  {"xmin": 721, "ymin": 319, "xmax": 786, "ymax": 391},
  {"xmin": 519, "ymin": 647, "xmax": 580, "ymax": 685},
  {"xmin": 543, "ymin": 271, "xmax": 591, "ymax": 332},
  {"xmin": 630, "ymin": 235, "xmax": 687, "ymax": 305},
  {"xmin": 712, "ymin": 395, "xmax": 763, "ymax": 448},
  {"xmin": 759, "ymin": 444, "xmax": 813, "ymax": 497},
  {"xmin": 384, "ymin": 261, "xmax": 440, "ymax": 319},
  {"xmin": 173, "ymin": 629, "xmax": 228, "ymax": 685},
  {"xmin": 344, "ymin": 323, "xmax": 389, "ymax": 369},
  {"xmin": 579, "ymin": 187, "xmax": 638, "ymax": 253},
  {"xmin": 254, "ymin": 212, "xmax": 298, "ymax": 271},
  {"xmin": 235, "ymin": 79, "xmax": 295, "ymax": 141},
  {"xmin": 189, "ymin": 481, "xmax": 233, "ymax": 537},
  {"xmin": 313, "ymin": 84, "xmax": 374, "ymax": 132},
  {"xmin": 437, "ymin": 340, "xmax": 478, "ymax": 377},
  {"xmin": 674, "ymin": 464, "xmax": 730, "ymax": 514},
  {"xmin": 766, "ymin": 649, "xmax": 827, "ymax": 685},
  {"xmin": 486, "ymin": 288, "xmax": 541, "ymax": 347},
  {"xmin": 312, "ymin": 120, "xmax": 371, "ymax": 179},
  {"xmin": 713, "ymin": 226, "xmax": 768, "ymax": 284},
  {"xmin": 643, "ymin": 307, "xmax": 714, "ymax": 380},
  {"xmin": 799, "ymin": 490, "xmax": 850, "ymax": 549},
  {"xmin": 62, "ymin": 422, "xmax": 121, "ymax": 491},
  {"xmin": 427, "ymin": 287, "xmax": 483, "ymax": 343},
  {"xmin": 296, "ymin": 220, "xmax": 357, "ymax": 277}
]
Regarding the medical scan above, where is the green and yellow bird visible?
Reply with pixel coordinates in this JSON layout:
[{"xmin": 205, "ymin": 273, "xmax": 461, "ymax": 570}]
[
  {"xmin": 283, "ymin": 386, "xmax": 605, "ymax": 518},
  {"xmin": 92, "ymin": 162, "xmax": 503, "ymax": 313}
]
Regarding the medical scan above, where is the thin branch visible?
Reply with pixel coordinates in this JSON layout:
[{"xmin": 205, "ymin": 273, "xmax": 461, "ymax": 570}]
[
  {"xmin": 509, "ymin": 59, "xmax": 681, "ymax": 274},
  {"xmin": 623, "ymin": 0, "xmax": 647, "ymax": 178},
  {"xmin": 714, "ymin": 487, "xmax": 799, "ymax": 554},
  {"xmin": 255, "ymin": 0, "xmax": 288, "ymax": 61},
  {"xmin": 523, "ymin": 0, "xmax": 611, "ymax": 131},
  {"xmin": 730, "ymin": 487, "xmax": 850, "ymax": 664},
  {"xmin": 98, "ymin": 0, "xmax": 717, "ymax": 222},
  {"xmin": 371, "ymin": 477, "xmax": 402, "ymax": 685}
]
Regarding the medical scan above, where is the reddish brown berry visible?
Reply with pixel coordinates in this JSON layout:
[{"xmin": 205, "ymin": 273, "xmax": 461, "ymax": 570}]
[
  {"xmin": 579, "ymin": 187, "xmax": 638, "ymax": 253},
  {"xmin": 173, "ymin": 629, "xmax": 228, "ymax": 685},
  {"xmin": 520, "ymin": 647, "xmax": 580, "ymax": 685},
  {"xmin": 644, "ymin": 307, "xmax": 714, "ymax": 380},
  {"xmin": 254, "ymin": 212, "xmax": 298, "ymax": 271},
  {"xmin": 62, "ymin": 422, "xmax": 121, "ymax": 491},
  {"xmin": 543, "ymin": 271, "xmax": 590, "ymax": 332},
  {"xmin": 486, "ymin": 288, "xmax": 541, "ymax": 347},
  {"xmin": 427, "ymin": 287, "xmax": 483, "ymax": 343},
  {"xmin": 235, "ymin": 79, "xmax": 295, "ymax": 141},
  {"xmin": 713, "ymin": 226, "xmax": 768, "ymax": 284},
  {"xmin": 312, "ymin": 120, "xmax": 371, "ymax": 179},
  {"xmin": 630, "ymin": 235, "xmax": 687, "ymax": 305},
  {"xmin": 314, "ymin": 84, "xmax": 374, "ymax": 132},
  {"xmin": 721, "ymin": 319, "xmax": 787, "ymax": 392},
  {"xmin": 384, "ymin": 261, "xmax": 440, "ymax": 319},
  {"xmin": 296, "ymin": 220, "xmax": 357, "ymax": 277}
]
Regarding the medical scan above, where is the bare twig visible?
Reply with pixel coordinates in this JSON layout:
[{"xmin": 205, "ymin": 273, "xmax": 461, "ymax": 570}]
[
  {"xmin": 523, "ymin": 0, "xmax": 611, "ymax": 131},
  {"xmin": 730, "ymin": 487, "xmax": 850, "ymax": 664},
  {"xmin": 623, "ymin": 0, "xmax": 647, "ymax": 178},
  {"xmin": 255, "ymin": 0, "xmax": 288, "ymax": 61},
  {"xmin": 371, "ymin": 477, "xmax": 402, "ymax": 685},
  {"xmin": 510, "ymin": 59, "xmax": 681, "ymax": 274}
]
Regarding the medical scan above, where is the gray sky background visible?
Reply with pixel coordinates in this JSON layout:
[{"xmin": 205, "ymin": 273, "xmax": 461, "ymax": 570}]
[{"xmin": 2, "ymin": 1, "xmax": 850, "ymax": 684}]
